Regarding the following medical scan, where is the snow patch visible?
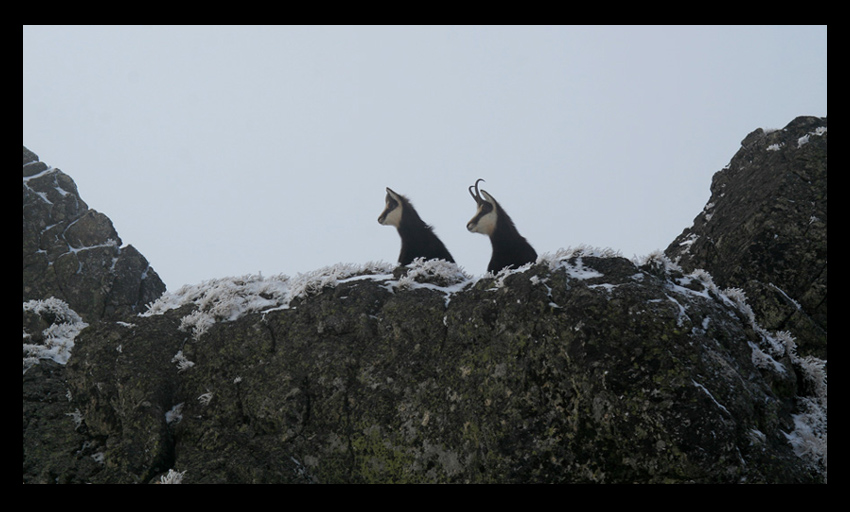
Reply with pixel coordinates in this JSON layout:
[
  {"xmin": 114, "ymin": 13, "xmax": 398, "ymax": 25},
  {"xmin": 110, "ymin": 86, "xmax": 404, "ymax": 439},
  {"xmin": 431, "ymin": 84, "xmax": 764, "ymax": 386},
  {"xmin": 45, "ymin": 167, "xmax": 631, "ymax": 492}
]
[
  {"xmin": 540, "ymin": 245, "xmax": 618, "ymax": 280},
  {"xmin": 159, "ymin": 469, "xmax": 186, "ymax": 484},
  {"xmin": 797, "ymin": 126, "xmax": 827, "ymax": 148},
  {"xmin": 23, "ymin": 298, "xmax": 88, "ymax": 374},
  {"xmin": 165, "ymin": 403, "xmax": 184, "ymax": 424},
  {"xmin": 171, "ymin": 350, "xmax": 195, "ymax": 372}
]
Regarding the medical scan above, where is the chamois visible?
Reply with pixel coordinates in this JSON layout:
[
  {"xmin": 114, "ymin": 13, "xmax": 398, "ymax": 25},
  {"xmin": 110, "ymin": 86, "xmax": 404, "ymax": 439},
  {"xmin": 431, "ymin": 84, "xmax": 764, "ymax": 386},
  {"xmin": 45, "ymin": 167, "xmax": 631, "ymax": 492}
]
[
  {"xmin": 378, "ymin": 187, "xmax": 455, "ymax": 265},
  {"xmin": 467, "ymin": 178, "xmax": 538, "ymax": 273}
]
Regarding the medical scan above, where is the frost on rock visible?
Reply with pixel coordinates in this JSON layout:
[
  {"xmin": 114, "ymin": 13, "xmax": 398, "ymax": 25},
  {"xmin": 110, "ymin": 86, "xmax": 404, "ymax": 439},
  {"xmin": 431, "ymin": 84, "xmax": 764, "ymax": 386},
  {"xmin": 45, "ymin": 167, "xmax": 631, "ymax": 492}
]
[
  {"xmin": 797, "ymin": 126, "xmax": 827, "ymax": 148},
  {"xmin": 197, "ymin": 391, "xmax": 214, "ymax": 406},
  {"xmin": 159, "ymin": 469, "xmax": 186, "ymax": 484},
  {"xmin": 136, "ymin": 250, "xmax": 826, "ymax": 477},
  {"xmin": 531, "ymin": 246, "xmax": 623, "ymax": 289},
  {"xmin": 171, "ymin": 350, "xmax": 195, "ymax": 372},
  {"xmin": 785, "ymin": 393, "xmax": 827, "ymax": 473},
  {"xmin": 636, "ymin": 252, "xmax": 828, "ymax": 475},
  {"xmin": 165, "ymin": 403, "xmax": 184, "ymax": 425},
  {"xmin": 140, "ymin": 259, "xmax": 480, "ymax": 340},
  {"xmin": 541, "ymin": 245, "xmax": 621, "ymax": 272},
  {"xmin": 23, "ymin": 297, "xmax": 88, "ymax": 373},
  {"xmin": 395, "ymin": 258, "xmax": 472, "ymax": 290},
  {"xmin": 142, "ymin": 261, "xmax": 397, "ymax": 339}
]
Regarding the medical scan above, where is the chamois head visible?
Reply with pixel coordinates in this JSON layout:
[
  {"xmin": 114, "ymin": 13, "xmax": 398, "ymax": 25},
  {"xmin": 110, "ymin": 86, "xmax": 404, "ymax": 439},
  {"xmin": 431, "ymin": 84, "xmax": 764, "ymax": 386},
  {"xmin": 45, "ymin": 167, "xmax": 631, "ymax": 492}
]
[
  {"xmin": 466, "ymin": 179, "xmax": 498, "ymax": 236},
  {"xmin": 379, "ymin": 187, "xmax": 455, "ymax": 265},
  {"xmin": 467, "ymin": 178, "xmax": 537, "ymax": 273}
]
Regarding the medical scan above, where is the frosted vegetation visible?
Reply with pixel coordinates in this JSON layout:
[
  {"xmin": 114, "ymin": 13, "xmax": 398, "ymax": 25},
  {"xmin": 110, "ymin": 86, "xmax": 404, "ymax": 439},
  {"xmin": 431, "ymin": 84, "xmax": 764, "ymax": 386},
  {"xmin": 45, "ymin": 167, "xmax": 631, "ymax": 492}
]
[
  {"xmin": 140, "ymin": 246, "xmax": 623, "ymax": 340},
  {"xmin": 23, "ymin": 297, "xmax": 88, "ymax": 374}
]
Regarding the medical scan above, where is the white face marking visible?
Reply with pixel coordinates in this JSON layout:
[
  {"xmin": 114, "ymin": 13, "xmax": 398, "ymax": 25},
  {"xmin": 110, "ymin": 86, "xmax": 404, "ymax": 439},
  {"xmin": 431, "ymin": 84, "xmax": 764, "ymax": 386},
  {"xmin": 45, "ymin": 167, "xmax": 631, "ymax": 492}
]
[
  {"xmin": 467, "ymin": 191, "xmax": 497, "ymax": 236},
  {"xmin": 379, "ymin": 200, "xmax": 402, "ymax": 227},
  {"xmin": 378, "ymin": 188, "xmax": 403, "ymax": 228}
]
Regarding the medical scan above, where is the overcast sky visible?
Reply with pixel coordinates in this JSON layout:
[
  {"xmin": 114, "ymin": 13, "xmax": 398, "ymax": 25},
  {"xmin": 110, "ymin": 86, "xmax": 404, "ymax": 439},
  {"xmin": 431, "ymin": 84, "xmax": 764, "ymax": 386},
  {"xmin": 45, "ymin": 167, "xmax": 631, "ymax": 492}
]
[{"xmin": 23, "ymin": 26, "xmax": 827, "ymax": 289}]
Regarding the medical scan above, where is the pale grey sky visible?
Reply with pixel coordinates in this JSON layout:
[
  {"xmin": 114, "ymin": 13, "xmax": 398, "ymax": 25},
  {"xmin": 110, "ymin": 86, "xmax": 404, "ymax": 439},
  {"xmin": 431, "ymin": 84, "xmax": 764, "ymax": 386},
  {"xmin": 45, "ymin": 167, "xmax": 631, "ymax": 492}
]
[{"xmin": 23, "ymin": 26, "xmax": 827, "ymax": 289}]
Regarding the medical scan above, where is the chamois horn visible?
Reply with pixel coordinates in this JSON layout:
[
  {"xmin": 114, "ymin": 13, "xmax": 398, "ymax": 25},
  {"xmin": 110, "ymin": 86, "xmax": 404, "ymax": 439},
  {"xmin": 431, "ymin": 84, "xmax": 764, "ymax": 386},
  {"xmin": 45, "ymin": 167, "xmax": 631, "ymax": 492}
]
[{"xmin": 468, "ymin": 178, "xmax": 486, "ymax": 205}]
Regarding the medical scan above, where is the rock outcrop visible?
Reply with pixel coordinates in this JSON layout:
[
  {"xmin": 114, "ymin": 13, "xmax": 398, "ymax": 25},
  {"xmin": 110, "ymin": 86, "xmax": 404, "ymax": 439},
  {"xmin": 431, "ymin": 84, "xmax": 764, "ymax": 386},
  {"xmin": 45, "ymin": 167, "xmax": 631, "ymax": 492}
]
[
  {"xmin": 666, "ymin": 117, "xmax": 827, "ymax": 360},
  {"xmin": 22, "ymin": 119, "xmax": 827, "ymax": 484},
  {"xmin": 23, "ymin": 147, "xmax": 166, "ymax": 323}
]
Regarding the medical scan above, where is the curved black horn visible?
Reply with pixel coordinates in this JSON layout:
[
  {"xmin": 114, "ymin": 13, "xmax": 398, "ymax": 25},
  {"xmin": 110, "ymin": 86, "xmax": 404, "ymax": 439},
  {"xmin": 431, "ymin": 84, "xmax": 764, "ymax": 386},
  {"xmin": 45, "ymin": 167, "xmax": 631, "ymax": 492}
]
[{"xmin": 469, "ymin": 178, "xmax": 486, "ymax": 204}]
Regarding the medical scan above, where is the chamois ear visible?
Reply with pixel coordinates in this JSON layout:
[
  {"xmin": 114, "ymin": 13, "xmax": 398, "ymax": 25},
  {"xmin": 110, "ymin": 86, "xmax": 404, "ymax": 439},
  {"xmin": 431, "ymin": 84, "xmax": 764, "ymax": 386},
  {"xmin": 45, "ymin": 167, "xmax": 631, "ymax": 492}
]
[{"xmin": 385, "ymin": 187, "xmax": 402, "ymax": 202}]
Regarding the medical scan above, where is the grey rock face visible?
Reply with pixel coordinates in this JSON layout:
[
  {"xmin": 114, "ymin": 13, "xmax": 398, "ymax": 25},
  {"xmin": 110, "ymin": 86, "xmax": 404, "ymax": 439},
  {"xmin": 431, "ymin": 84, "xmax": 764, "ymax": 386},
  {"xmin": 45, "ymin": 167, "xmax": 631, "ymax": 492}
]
[
  {"xmin": 23, "ymin": 146, "xmax": 168, "ymax": 483},
  {"xmin": 666, "ymin": 117, "xmax": 827, "ymax": 359},
  {"xmin": 23, "ymin": 146, "xmax": 166, "ymax": 322},
  {"xmin": 23, "ymin": 255, "xmax": 821, "ymax": 483}
]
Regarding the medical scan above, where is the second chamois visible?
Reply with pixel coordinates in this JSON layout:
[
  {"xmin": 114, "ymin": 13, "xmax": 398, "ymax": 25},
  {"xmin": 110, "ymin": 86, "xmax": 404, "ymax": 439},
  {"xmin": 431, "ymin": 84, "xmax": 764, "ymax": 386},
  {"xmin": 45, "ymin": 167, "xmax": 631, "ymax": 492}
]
[{"xmin": 467, "ymin": 178, "xmax": 537, "ymax": 273}]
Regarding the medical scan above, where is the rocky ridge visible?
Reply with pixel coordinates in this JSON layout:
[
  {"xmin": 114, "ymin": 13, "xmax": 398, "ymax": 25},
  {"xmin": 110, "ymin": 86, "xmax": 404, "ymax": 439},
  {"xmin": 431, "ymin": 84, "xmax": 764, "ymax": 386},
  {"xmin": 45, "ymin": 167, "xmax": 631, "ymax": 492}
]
[{"xmin": 22, "ymin": 118, "xmax": 827, "ymax": 483}]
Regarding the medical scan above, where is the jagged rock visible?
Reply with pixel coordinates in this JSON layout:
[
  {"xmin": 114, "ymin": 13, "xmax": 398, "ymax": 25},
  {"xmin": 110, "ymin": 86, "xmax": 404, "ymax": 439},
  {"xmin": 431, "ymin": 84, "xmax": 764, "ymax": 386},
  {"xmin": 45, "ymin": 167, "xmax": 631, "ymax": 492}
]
[
  {"xmin": 666, "ymin": 117, "xmax": 827, "ymax": 359},
  {"xmin": 23, "ymin": 146, "xmax": 166, "ymax": 323},
  {"xmin": 35, "ymin": 254, "xmax": 820, "ymax": 484},
  {"xmin": 23, "ymin": 146, "xmax": 168, "ymax": 483},
  {"xmin": 23, "ymin": 119, "xmax": 827, "ymax": 484}
]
